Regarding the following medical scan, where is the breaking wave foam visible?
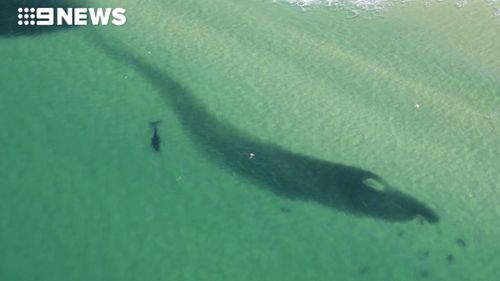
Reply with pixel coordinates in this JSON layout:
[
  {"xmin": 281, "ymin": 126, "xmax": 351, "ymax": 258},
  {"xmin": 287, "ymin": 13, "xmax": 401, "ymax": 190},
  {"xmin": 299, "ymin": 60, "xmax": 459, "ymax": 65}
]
[{"xmin": 274, "ymin": 0, "xmax": 500, "ymax": 16}]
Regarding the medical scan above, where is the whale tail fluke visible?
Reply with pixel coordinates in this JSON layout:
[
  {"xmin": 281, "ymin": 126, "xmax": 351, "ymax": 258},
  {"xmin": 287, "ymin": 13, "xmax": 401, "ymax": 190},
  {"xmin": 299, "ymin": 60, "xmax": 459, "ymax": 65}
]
[{"xmin": 150, "ymin": 120, "xmax": 162, "ymax": 127}]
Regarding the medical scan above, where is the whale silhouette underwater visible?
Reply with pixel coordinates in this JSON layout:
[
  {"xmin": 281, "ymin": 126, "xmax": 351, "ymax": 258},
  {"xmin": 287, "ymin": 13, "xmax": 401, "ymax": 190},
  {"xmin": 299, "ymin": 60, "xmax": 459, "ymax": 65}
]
[{"xmin": 94, "ymin": 37, "xmax": 439, "ymax": 223}]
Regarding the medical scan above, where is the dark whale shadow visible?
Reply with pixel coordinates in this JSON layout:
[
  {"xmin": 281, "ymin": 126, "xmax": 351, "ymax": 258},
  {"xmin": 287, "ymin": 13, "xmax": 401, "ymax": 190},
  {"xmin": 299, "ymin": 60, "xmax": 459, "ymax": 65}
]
[
  {"xmin": 0, "ymin": 0, "xmax": 86, "ymax": 37},
  {"xmin": 93, "ymin": 36, "xmax": 439, "ymax": 223}
]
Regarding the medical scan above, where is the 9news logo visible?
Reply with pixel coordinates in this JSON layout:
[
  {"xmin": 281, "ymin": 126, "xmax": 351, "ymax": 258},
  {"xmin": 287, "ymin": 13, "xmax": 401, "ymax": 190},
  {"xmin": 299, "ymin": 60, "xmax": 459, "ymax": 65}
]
[{"xmin": 17, "ymin": 7, "xmax": 127, "ymax": 26}]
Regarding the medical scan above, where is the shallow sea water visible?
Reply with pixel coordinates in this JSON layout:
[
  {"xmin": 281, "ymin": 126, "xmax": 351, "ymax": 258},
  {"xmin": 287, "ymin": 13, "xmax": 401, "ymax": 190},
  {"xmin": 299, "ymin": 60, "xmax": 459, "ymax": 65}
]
[{"xmin": 1, "ymin": 0, "xmax": 499, "ymax": 280}]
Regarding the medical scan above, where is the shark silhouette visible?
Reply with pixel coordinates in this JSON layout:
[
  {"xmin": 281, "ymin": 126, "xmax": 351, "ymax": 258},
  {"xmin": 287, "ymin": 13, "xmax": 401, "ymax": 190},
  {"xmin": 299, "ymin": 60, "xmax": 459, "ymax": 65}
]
[
  {"xmin": 94, "ymin": 37, "xmax": 439, "ymax": 223},
  {"xmin": 150, "ymin": 120, "xmax": 162, "ymax": 152}
]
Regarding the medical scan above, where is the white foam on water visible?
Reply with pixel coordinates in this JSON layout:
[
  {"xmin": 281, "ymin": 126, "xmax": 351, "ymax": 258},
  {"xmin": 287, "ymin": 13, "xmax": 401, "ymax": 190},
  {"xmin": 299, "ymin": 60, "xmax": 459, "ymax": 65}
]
[
  {"xmin": 455, "ymin": 0, "xmax": 468, "ymax": 8},
  {"xmin": 273, "ymin": 0, "xmax": 389, "ymax": 13},
  {"xmin": 274, "ymin": 0, "xmax": 500, "ymax": 16}
]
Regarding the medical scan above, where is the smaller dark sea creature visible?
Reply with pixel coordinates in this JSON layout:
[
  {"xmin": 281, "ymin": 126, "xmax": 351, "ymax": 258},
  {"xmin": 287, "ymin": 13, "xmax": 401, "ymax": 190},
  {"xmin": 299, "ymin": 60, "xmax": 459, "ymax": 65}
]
[
  {"xmin": 446, "ymin": 254, "xmax": 454, "ymax": 263},
  {"xmin": 456, "ymin": 238, "xmax": 466, "ymax": 248},
  {"xmin": 358, "ymin": 266, "xmax": 370, "ymax": 274},
  {"xmin": 280, "ymin": 207, "xmax": 291, "ymax": 213},
  {"xmin": 150, "ymin": 120, "xmax": 162, "ymax": 152},
  {"xmin": 419, "ymin": 270, "xmax": 429, "ymax": 278}
]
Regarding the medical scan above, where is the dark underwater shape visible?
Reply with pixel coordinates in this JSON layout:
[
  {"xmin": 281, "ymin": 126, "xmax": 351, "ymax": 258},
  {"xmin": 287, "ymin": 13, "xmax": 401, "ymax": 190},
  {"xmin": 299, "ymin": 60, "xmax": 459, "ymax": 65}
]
[
  {"xmin": 0, "ymin": 0, "xmax": 87, "ymax": 37},
  {"xmin": 93, "ymin": 37, "xmax": 439, "ymax": 223},
  {"xmin": 150, "ymin": 120, "xmax": 162, "ymax": 152}
]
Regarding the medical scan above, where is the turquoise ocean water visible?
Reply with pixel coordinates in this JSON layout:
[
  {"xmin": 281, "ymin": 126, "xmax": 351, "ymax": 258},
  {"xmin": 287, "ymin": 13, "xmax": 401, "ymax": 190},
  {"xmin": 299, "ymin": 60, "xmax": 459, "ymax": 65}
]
[{"xmin": 1, "ymin": 0, "xmax": 499, "ymax": 280}]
